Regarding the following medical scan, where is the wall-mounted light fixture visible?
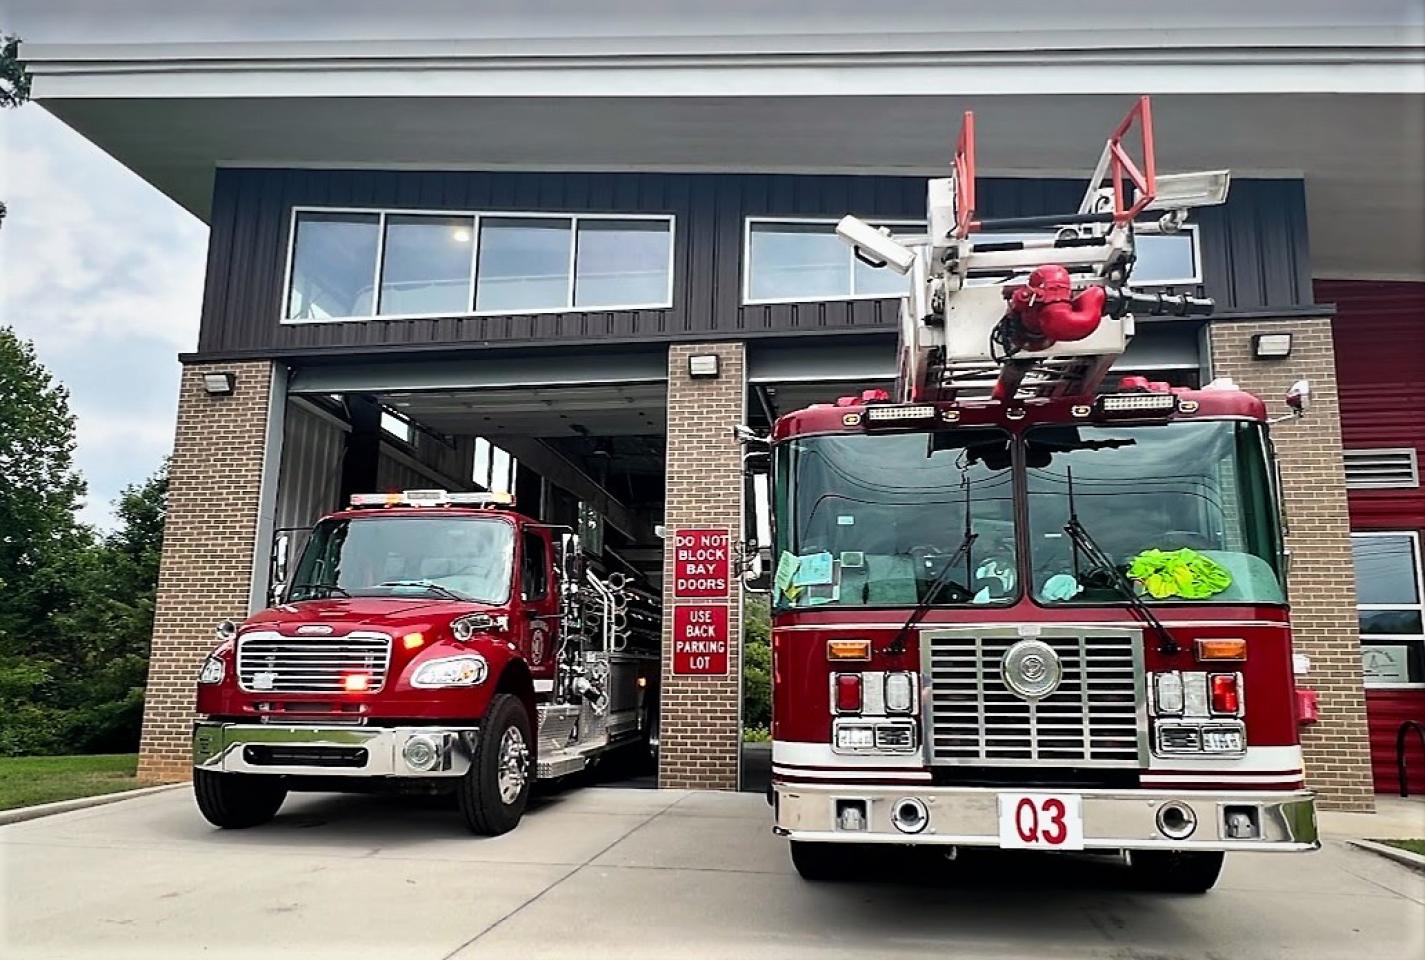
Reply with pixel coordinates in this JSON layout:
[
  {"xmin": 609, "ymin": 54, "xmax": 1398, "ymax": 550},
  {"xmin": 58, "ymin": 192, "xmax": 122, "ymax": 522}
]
[
  {"xmin": 1252, "ymin": 333, "xmax": 1293, "ymax": 359},
  {"xmin": 202, "ymin": 371, "xmax": 237, "ymax": 395},
  {"xmin": 688, "ymin": 354, "xmax": 720, "ymax": 379}
]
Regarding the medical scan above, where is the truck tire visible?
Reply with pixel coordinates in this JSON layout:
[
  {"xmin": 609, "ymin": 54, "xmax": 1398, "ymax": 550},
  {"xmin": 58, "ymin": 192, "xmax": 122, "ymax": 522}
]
[
  {"xmin": 1128, "ymin": 850, "xmax": 1225, "ymax": 893},
  {"xmin": 457, "ymin": 694, "xmax": 533, "ymax": 836},
  {"xmin": 789, "ymin": 840, "xmax": 856, "ymax": 882},
  {"xmin": 193, "ymin": 769, "xmax": 287, "ymax": 829}
]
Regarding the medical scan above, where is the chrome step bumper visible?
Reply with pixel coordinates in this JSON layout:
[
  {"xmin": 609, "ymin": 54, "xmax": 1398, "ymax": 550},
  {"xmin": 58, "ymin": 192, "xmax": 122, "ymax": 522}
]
[
  {"xmin": 773, "ymin": 782, "xmax": 1318, "ymax": 852},
  {"xmin": 193, "ymin": 721, "xmax": 479, "ymax": 778}
]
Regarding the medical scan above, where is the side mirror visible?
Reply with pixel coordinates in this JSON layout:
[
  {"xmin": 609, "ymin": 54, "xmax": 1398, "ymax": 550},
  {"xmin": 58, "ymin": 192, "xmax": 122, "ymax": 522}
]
[
  {"xmin": 269, "ymin": 533, "xmax": 290, "ymax": 605},
  {"xmin": 741, "ymin": 451, "xmax": 772, "ymax": 592},
  {"xmin": 1285, "ymin": 379, "xmax": 1311, "ymax": 416}
]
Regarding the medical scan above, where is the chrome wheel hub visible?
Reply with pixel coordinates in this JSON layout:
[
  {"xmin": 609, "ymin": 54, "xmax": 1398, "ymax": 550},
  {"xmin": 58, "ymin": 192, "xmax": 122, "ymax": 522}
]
[{"xmin": 496, "ymin": 726, "xmax": 529, "ymax": 805}]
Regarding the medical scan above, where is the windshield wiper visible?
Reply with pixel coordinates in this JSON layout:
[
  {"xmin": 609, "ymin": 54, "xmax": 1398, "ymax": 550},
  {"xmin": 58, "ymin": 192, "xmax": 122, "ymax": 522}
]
[
  {"xmin": 883, "ymin": 530, "xmax": 978, "ymax": 656},
  {"xmin": 288, "ymin": 583, "xmax": 350, "ymax": 599},
  {"xmin": 1062, "ymin": 517, "xmax": 1180, "ymax": 656},
  {"xmin": 376, "ymin": 580, "xmax": 465, "ymax": 601}
]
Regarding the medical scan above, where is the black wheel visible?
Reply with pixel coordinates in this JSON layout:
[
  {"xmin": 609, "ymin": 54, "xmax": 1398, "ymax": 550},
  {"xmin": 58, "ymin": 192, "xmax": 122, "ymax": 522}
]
[
  {"xmin": 193, "ymin": 769, "xmax": 287, "ymax": 829},
  {"xmin": 789, "ymin": 840, "xmax": 859, "ymax": 882},
  {"xmin": 457, "ymin": 694, "xmax": 533, "ymax": 836},
  {"xmin": 1128, "ymin": 850, "xmax": 1225, "ymax": 893}
]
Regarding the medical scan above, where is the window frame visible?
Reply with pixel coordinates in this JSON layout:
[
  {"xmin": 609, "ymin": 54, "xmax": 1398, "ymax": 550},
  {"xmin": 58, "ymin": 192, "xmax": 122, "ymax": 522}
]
[
  {"xmin": 742, "ymin": 216, "xmax": 925, "ymax": 306},
  {"xmin": 1352, "ymin": 530, "xmax": 1425, "ymax": 689},
  {"xmin": 281, "ymin": 206, "xmax": 677, "ymax": 324},
  {"xmin": 740, "ymin": 217, "xmax": 1202, "ymax": 306}
]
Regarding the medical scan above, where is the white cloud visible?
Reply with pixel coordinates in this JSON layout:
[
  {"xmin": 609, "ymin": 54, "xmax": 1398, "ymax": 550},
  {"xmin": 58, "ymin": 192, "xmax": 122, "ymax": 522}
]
[{"xmin": 0, "ymin": 105, "xmax": 208, "ymax": 528}]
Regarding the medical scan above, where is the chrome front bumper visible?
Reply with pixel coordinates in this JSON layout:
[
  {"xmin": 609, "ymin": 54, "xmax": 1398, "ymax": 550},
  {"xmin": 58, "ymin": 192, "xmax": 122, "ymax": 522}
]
[
  {"xmin": 773, "ymin": 783, "xmax": 1318, "ymax": 852},
  {"xmin": 193, "ymin": 722, "xmax": 479, "ymax": 778}
]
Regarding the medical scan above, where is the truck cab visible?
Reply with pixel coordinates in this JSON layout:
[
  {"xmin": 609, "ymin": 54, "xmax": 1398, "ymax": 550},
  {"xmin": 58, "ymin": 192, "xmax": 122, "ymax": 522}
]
[{"xmin": 192, "ymin": 490, "xmax": 659, "ymax": 835}]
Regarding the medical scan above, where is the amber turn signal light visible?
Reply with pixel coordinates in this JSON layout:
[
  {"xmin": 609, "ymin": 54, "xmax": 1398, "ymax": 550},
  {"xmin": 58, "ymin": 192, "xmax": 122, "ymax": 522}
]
[
  {"xmin": 1196, "ymin": 638, "xmax": 1247, "ymax": 661},
  {"xmin": 827, "ymin": 638, "xmax": 872, "ymax": 661}
]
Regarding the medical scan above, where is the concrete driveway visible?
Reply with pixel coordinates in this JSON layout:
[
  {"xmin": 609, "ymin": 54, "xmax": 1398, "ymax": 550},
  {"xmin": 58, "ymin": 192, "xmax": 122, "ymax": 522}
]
[{"xmin": 2, "ymin": 786, "xmax": 1422, "ymax": 960}]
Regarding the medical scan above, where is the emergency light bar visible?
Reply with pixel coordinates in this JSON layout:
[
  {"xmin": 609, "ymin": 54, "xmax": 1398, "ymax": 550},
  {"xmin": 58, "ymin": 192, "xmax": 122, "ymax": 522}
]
[
  {"xmin": 1098, "ymin": 393, "xmax": 1177, "ymax": 413},
  {"xmin": 349, "ymin": 490, "xmax": 515, "ymax": 508},
  {"xmin": 864, "ymin": 404, "xmax": 937, "ymax": 423}
]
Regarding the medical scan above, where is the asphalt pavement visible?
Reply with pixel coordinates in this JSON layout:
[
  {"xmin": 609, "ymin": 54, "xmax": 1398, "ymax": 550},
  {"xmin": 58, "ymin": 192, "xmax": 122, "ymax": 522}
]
[{"xmin": 1, "ymin": 784, "xmax": 1422, "ymax": 960}]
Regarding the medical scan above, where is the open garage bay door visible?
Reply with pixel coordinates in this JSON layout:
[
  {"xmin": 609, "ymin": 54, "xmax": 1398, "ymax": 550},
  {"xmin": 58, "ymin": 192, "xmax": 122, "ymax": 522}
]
[{"xmin": 282, "ymin": 349, "xmax": 668, "ymax": 585}]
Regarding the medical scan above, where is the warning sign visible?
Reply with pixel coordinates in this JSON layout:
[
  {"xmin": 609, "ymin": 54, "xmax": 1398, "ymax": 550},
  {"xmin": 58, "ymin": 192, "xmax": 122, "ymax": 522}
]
[
  {"xmin": 672, "ymin": 528, "xmax": 731, "ymax": 599},
  {"xmin": 672, "ymin": 604, "xmax": 729, "ymax": 675}
]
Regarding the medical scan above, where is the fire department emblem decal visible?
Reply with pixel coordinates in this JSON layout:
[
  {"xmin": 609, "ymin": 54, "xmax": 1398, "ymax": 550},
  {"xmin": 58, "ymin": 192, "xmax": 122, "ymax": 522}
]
[
  {"xmin": 530, "ymin": 625, "xmax": 548, "ymax": 666},
  {"xmin": 1001, "ymin": 639, "xmax": 1062, "ymax": 700}
]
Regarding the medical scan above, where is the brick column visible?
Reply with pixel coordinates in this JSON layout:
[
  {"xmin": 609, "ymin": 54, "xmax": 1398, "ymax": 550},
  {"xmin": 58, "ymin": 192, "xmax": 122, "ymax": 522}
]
[
  {"xmin": 659, "ymin": 343, "xmax": 746, "ymax": 790},
  {"xmin": 137, "ymin": 361, "xmax": 278, "ymax": 783},
  {"xmin": 1208, "ymin": 317, "xmax": 1373, "ymax": 811}
]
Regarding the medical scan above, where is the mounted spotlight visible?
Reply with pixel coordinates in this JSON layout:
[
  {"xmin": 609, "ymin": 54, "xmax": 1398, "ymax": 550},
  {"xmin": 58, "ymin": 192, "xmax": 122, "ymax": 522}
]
[{"xmin": 202, "ymin": 372, "xmax": 236, "ymax": 396}]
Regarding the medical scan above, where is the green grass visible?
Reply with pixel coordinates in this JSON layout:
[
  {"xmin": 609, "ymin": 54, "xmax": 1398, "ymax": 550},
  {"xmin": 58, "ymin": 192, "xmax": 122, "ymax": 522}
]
[
  {"xmin": 0, "ymin": 754, "xmax": 141, "ymax": 812},
  {"xmin": 1378, "ymin": 838, "xmax": 1425, "ymax": 857}
]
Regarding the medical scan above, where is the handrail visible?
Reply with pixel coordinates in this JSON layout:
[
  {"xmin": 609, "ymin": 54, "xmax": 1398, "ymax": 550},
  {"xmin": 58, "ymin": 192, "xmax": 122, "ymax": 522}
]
[{"xmin": 1397, "ymin": 720, "xmax": 1425, "ymax": 798}]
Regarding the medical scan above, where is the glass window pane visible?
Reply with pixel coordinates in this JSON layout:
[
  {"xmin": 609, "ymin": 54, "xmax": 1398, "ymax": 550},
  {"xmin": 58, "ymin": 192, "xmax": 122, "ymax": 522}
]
[
  {"xmin": 475, "ymin": 218, "xmax": 572, "ymax": 312},
  {"xmin": 574, "ymin": 219, "xmax": 671, "ymax": 308},
  {"xmin": 1351, "ymin": 535, "xmax": 1421, "ymax": 605},
  {"xmin": 378, "ymin": 215, "xmax": 474, "ymax": 315},
  {"xmin": 286, "ymin": 212, "xmax": 379, "ymax": 320},
  {"xmin": 748, "ymin": 222, "xmax": 849, "ymax": 301},
  {"xmin": 1359, "ymin": 609, "xmax": 1424, "ymax": 636},
  {"xmin": 1132, "ymin": 232, "xmax": 1198, "ymax": 284},
  {"xmin": 853, "ymin": 254, "xmax": 910, "ymax": 297}
]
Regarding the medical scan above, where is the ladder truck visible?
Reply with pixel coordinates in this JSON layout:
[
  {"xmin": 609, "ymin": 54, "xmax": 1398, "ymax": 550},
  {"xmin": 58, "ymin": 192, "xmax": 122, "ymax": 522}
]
[
  {"xmin": 191, "ymin": 491, "xmax": 660, "ymax": 835},
  {"xmin": 745, "ymin": 97, "xmax": 1317, "ymax": 892}
]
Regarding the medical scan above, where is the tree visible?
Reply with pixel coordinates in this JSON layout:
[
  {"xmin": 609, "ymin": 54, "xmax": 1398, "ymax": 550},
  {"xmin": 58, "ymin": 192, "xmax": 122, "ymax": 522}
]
[
  {"xmin": 0, "ymin": 327, "xmax": 167, "ymax": 755},
  {"xmin": 0, "ymin": 327, "xmax": 88, "ymax": 652},
  {"xmin": 0, "ymin": 34, "xmax": 31, "ymax": 225}
]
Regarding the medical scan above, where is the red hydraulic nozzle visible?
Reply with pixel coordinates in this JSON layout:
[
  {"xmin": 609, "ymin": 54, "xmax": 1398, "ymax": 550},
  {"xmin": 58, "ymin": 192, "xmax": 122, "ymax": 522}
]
[{"xmin": 1002, "ymin": 266, "xmax": 1107, "ymax": 352}]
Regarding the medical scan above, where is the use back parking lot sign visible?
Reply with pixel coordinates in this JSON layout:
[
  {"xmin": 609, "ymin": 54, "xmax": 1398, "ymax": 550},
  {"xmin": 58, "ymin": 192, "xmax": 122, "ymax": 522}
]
[{"xmin": 672, "ymin": 604, "xmax": 729, "ymax": 675}]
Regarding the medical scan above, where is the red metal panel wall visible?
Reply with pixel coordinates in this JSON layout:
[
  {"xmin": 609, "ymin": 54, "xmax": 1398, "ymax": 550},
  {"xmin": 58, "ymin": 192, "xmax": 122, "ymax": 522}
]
[
  {"xmin": 1322, "ymin": 279, "xmax": 1425, "ymax": 531},
  {"xmin": 1321, "ymin": 279, "xmax": 1425, "ymax": 792},
  {"xmin": 1365, "ymin": 690, "xmax": 1425, "ymax": 796}
]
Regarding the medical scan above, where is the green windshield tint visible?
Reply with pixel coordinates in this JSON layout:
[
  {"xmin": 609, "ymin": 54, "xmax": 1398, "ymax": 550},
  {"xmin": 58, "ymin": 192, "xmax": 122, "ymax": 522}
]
[
  {"xmin": 1025, "ymin": 421, "xmax": 1284, "ymax": 605},
  {"xmin": 773, "ymin": 429, "xmax": 1017, "ymax": 609},
  {"xmin": 289, "ymin": 516, "xmax": 514, "ymax": 604}
]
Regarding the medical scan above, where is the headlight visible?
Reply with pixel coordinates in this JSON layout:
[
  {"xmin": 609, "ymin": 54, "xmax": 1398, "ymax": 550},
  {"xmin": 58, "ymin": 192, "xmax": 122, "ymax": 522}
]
[
  {"xmin": 451, "ymin": 614, "xmax": 494, "ymax": 642},
  {"xmin": 198, "ymin": 656, "xmax": 225, "ymax": 684},
  {"xmin": 214, "ymin": 619, "xmax": 238, "ymax": 642},
  {"xmin": 411, "ymin": 655, "xmax": 488, "ymax": 688}
]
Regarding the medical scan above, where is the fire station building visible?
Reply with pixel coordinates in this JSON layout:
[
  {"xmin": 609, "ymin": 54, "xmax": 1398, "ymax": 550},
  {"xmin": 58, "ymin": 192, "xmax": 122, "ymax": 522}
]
[{"xmin": 15, "ymin": 1, "xmax": 1423, "ymax": 809}]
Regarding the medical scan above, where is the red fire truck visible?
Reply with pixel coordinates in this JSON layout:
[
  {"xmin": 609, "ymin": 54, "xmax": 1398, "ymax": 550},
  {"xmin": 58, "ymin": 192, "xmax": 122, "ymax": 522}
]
[
  {"xmin": 748, "ymin": 98, "xmax": 1318, "ymax": 892},
  {"xmin": 192, "ymin": 491, "xmax": 660, "ymax": 834}
]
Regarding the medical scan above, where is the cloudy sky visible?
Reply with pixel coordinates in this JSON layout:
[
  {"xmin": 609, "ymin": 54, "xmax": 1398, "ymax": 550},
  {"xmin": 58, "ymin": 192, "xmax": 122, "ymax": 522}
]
[{"xmin": 0, "ymin": 104, "xmax": 206, "ymax": 528}]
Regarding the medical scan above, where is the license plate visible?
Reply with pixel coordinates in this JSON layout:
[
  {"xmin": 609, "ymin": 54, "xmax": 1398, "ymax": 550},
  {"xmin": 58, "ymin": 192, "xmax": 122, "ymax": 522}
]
[
  {"xmin": 252, "ymin": 671, "xmax": 276, "ymax": 691},
  {"xmin": 997, "ymin": 792, "xmax": 1084, "ymax": 850}
]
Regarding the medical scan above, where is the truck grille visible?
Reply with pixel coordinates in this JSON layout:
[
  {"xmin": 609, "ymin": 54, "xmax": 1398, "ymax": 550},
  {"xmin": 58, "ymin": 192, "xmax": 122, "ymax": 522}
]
[
  {"xmin": 237, "ymin": 631, "xmax": 392, "ymax": 694},
  {"xmin": 923, "ymin": 627, "xmax": 1145, "ymax": 767}
]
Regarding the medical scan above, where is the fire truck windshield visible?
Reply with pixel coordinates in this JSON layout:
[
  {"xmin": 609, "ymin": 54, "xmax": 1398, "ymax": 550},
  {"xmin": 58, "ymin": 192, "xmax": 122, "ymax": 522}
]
[
  {"xmin": 1026, "ymin": 420, "xmax": 1284, "ymax": 606},
  {"xmin": 773, "ymin": 429, "xmax": 1016, "ymax": 609},
  {"xmin": 288, "ymin": 516, "xmax": 514, "ymax": 604}
]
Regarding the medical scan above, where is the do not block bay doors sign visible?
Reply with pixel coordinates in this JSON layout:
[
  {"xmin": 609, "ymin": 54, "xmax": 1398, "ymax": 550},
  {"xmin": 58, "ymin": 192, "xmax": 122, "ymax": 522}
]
[{"xmin": 671, "ymin": 527, "xmax": 731, "ymax": 676}]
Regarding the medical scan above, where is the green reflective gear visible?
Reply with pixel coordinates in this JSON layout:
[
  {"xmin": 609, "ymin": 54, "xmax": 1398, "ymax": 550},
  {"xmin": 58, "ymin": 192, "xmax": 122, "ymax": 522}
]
[{"xmin": 1128, "ymin": 548, "xmax": 1233, "ymax": 600}]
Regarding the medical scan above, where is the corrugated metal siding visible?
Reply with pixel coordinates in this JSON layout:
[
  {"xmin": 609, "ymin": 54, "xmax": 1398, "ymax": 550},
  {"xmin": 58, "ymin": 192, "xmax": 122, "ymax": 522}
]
[
  {"xmin": 1323, "ymin": 280, "xmax": 1425, "ymax": 532},
  {"xmin": 197, "ymin": 169, "xmax": 1313, "ymax": 356},
  {"xmin": 1365, "ymin": 689, "xmax": 1425, "ymax": 795}
]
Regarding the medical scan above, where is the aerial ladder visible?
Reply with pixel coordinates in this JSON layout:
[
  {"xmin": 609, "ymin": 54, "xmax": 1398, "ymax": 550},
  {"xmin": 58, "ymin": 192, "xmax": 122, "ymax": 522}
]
[{"xmin": 835, "ymin": 97, "xmax": 1231, "ymax": 405}]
